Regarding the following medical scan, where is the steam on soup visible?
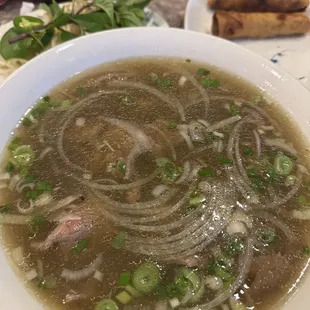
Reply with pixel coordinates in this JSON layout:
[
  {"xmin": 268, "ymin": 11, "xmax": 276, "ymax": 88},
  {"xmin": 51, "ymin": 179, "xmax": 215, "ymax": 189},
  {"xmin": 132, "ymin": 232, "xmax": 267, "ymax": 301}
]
[{"xmin": 0, "ymin": 58, "xmax": 310, "ymax": 310}]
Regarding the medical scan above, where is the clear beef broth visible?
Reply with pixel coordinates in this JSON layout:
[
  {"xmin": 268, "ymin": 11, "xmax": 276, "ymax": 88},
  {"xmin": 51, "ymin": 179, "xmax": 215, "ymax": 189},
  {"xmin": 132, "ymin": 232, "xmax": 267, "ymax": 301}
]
[{"xmin": 1, "ymin": 57, "xmax": 310, "ymax": 310}]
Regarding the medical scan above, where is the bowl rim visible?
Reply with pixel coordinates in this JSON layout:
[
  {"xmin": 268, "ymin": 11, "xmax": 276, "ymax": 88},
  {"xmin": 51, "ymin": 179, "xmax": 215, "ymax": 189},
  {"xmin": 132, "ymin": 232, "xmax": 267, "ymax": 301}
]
[{"xmin": 0, "ymin": 27, "xmax": 310, "ymax": 310}]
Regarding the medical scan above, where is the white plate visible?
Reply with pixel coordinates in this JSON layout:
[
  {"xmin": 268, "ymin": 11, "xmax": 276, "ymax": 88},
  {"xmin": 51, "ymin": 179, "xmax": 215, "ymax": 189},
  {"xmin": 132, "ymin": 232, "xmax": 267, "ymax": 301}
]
[
  {"xmin": 0, "ymin": 3, "xmax": 168, "ymax": 84},
  {"xmin": 184, "ymin": 0, "xmax": 310, "ymax": 90}
]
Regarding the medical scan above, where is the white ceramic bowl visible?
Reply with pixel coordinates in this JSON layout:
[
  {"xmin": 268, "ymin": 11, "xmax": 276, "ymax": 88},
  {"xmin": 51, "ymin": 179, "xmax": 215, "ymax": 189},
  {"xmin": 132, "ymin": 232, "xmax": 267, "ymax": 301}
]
[{"xmin": 0, "ymin": 28, "xmax": 310, "ymax": 310}]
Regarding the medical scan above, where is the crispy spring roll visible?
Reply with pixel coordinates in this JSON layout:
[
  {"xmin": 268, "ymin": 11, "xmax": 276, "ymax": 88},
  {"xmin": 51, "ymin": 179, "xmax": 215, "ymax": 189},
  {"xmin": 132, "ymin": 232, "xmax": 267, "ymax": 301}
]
[
  {"xmin": 212, "ymin": 12, "xmax": 310, "ymax": 39},
  {"xmin": 208, "ymin": 0, "xmax": 309, "ymax": 13}
]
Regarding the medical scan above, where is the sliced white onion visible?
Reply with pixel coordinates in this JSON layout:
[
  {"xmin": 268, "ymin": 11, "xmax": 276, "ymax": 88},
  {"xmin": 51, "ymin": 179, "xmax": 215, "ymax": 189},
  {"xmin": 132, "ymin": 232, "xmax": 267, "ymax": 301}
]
[
  {"xmin": 169, "ymin": 298, "xmax": 180, "ymax": 309},
  {"xmin": 12, "ymin": 247, "xmax": 25, "ymax": 266},
  {"xmin": 179, "ymin": 76, "xmax": 187, "ymax": 86},
  {"xmin": 227, "ymin": 221, "xmax": 248, "ymax": 235},
  {"xmin": 0, "ymin": 173, "xmax": 10, "ymax": 181},
  {"xmin": 17, "ymin": 199, "xmax": 34, "ymax": 215},
  {"xmin": 178, "ymin": 125, "xmax": 194, "ymax": 150},
  {"xmin": 25, "ymin": 269, "xmax": 38, "ymax": 282},
  {"xmin": 34, "ymin": 192, "xmax": 53, "ymax": 207},
  {"xmin": 152, "ymin": 185, "xmax": 168, "ymax": 197},
  {"xmin": 61, "ymin": 253, "xmax": 103, "ymax": 281},
  {"xmin": 292, "ymin": 208, "xmax": 310, "ymax": 220},
  {"xmin": 75, "ymin": 117, "xmax": 85, "ymax": 127},
  {"xmin": 93, "ymin": 270, "xmax": 104, "ymax": 282},
  {"xmin": 207, "ymin": 115, "xmax": 242, "ymax": 132},
  {"xmin": 205, "ymin": 276, "xmax": 223, "ymax": 291}
]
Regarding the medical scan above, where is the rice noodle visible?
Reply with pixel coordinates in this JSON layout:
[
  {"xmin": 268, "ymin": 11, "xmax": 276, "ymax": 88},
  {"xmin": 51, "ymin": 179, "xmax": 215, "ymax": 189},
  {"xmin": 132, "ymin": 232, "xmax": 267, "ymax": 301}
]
[
  {"xmin": 38, "ymin": 147, "xmax": 54, "ymax": 160},
  {"xmin": 181, "ymin": 237, "xmax": 254, "ymax": 310},
  {"xmin": 9, "ymin": 174, "xmax": 21, "ymax": 190},
  {"xmin": 0, "ymin": 214, "xmax": 32, "ymax": 225},
  {"xmin": 147, "ymin": 125, "xmax": 177, "ymax": 160},
  {"xmin": 264, "ymin": 138, "xmax": 297, "ymax": 156},
  {"xmin": 61, "ymin": 253, "xmax": 103, "ymax": 281},
  {"xmin": 108, "ymin": 80, "xmax": 186, "ymax": 121},
  {"xmin": 34, "ymin": 193, "xmax": 53, "ymax": 207},
  {"xmin": 253, "ymin": 129, "xmax": 262, "ymax": 157},
  {"xmin": 45, "ymin": 195, "xmax": 81, "ymax": 214},
  {"xmin": 152, "ymin": 185, "xmax": 168, "ymax": 197},
  {"xmin": 176, "ymin": 161, "xmax": 191, "ymax": 184},
  {"xmin": 206, "ymin": 115, "xmax": 241, "ymax": 133},
  {"xmin": 37, "ymin": 259, "xmax": 44, "ymax": 279},
  {"xmin": 178, "ymin": 125, "xmax": 194, "ymax": 150},
  {"xmin": 197, "ymin": 119, "xmax": 210, "ymax": 128}
]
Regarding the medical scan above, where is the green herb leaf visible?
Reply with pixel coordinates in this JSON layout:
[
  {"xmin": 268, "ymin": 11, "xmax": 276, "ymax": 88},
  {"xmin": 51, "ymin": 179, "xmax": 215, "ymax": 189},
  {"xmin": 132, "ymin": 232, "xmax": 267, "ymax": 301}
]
[
  {"xmin": 197, "ymin": 68, "xmax": 210, "ymax": 76},
  {"xmin": 116, "ymin": 0, "xmax": 151, "ymax": 10},
  {"xmin": 6, "ymin": 161, "xmax": 15, "ymax": 173},
  {"xmin": 38, "ymin": 4, "xmax": 52, "ymax": 18},
  {"xmin": 8, "ymin": 137, "xmax": 21, "ymax": 152},
  {"xmin": 50, "ymin": 0, "xmax": 63, "ymax": 19},
  {"xmin": 26, "ymin": 190, "xmax": 40, "ymax": 200},
  {"xmin": 35, "ymin": 181, "xmax": 52, "ymax": 192},
  {"xmin": 0, "ymin": 28, "xmax": 41, "ymax": 60},
  {"xmin": 231, "ymin": 104, "xmax": 239, "ymax": 116},
  {"xmin": 24, "ymin": 175, "xmax": 36, "ymax": 184},
  {"xmin": 13, "ymin": 16, "xmax": 44, "ymax": 33},
  {"xmin": 71, "ymin": 239, "xmax": 88, "ymax": 255},
  {"xmin": 217, "ymin": 155, "xmax": 233, "ymax": 165},
  {"xmin": 168, "ymin": 121, "xmax": 177, "ymax": 129},
  {"xmin": 200, "ymin": 78, "xmax": 220, "ymax": 88},
  {"xmin": 112, "ymin": 231, "xmax": 126, "ymax": 249},
  {"xmin": 41, "ymin": 29, "xmax": 54, "ymax": 47},
  {"xmin": 50, "ymin": 13, "xmax": 70, "ymax": 28},
  {"xmin": 243, "ymin": 146, "xmax": 253, "ymax": 156},
  {"xmin": 118, "ymin": 9, "xmax": 143, "ymax": 27},
  {"xmin": 119, "ymin": 271, "xmax": 131, "ymax": 286},
  {"xmin": 0, "ymin": 204, "xmax": 12, "ymax": 214},
  {"xmin": 70, "ymin": 12, "xmax": 110, "ymax": 33},
  {"xmin": 117, "ymin": 161, "xmax": 126, "ymax": 173},
  {"xmin": 59, "ymin": 29, "xmax": 77, "ymax": 43},
  {"xmin": 246, "ymin": 168, "xmax": 257, "ymax": 177},
  {"xmin": 302, "ymin": 246, "xmax": 310, "ymax": 256},
  {"xmin": 76, "ymin": 87, "xmax": 87, "ymax": 97},
  {"xmin": 94, "ymin": 0, "xmax": 115, "ymax": 26},
  {"xmin": 198, "ymin": 167, "xmax": 213, "ymax": 177}
]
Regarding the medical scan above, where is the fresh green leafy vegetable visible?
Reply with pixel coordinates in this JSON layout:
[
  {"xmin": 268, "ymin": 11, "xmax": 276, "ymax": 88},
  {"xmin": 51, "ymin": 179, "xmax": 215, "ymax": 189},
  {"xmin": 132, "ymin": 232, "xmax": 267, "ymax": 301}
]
[
  {"xmin": 156, "ymin": 157, "xmax": 183, "ymax": 183},
  {"xmin": 0, "ymin": 0, "xmax": 151, "ymax": 61},
  {"xmin": 0, "ymin": 204, "xmax": 12, "ymax": 214},
  {"xmin": 8, "ymin": 137, "xmax": 21, "ymax": 152},
  {"xmin": 200, "ymin": 78, "xmax": 220, "ymax": 88},
  {"xmin": 198, "ymin": 167, "xmax": 213, "ymax": 177},
  {"xmin": 243, "ymin": 146, "xmax": 253, "ymax": 156},
  {"xmin": 24, "ymin": 175, "xmax": 36, "ymax": 184},
  {"xmin": 25, "ymin": 190, "xmax": 40, "ymax": 200},
  {"xmin": 112, "ymin": 231, "xmax": 126, "ymax": 249},
  {"xmin": 71, "ymin": 239, "xmax": 88, "ymax": 255},
  {"xmin": 119, "ymin": 271, "xmax": 131, "ymax": 286}
]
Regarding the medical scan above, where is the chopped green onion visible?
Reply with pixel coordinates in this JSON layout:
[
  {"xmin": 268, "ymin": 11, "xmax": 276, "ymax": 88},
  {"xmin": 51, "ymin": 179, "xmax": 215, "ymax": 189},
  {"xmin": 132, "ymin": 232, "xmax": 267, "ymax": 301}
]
[
  {"xmin": 200, "ymin": 78, "xmax": 220, "ymax": 88},
  {"xmin": 132, "ymin": 262, "xmax": 161, "ymax": 294},
  {"xmin": 22, "ymin": 117, "xmax": 33, "ymax": 126},
  {"xmin": 156, "ymin": 157, "xmax": 183, "ymax": 183},
  {"xmin": 112, "ymin": 231, "xmax": 126, "ymax": 249},
  {"xmin": 225, "ymin": 237, "xmax": 244, "ymax": 256},
  {"xmin": 217, "ymin": 156, "xmax": 233, "ymax": 165},
  {"xmin": 189, "ymin": 190, "xmax": 206, "ymax": 206},
  {"xmin": 297, "ymin": 195, "xmax": 310, "ymax": 206},
  {"xmin": 265, "ymin": 165, "xmax": 281, "ymax": 184},
  {"xmin": 197, "ymin": 68, "xmax": 210, "ymax": 76},
  {"xmin": 76, "ymin": 87, "xmax": 86, "ymax": 97},
  {"xmin": 121, "ymin": 95, "xmax": 133, "ymax": 105},
  {"xmin": 119, "ymin": 271, "xmax": 131, "ymax": 286},
  {"xmin": 185, "ymin": 59, "xmax": 191, "ymax": 63},
  {"xmin": 124, "ymin": 284, "xmax": 141, "ymax": 298},
  {"xmin": 157, "ymin": 78, "xmax": 173, "ymax": 89},
  {"xmin": 246, "ymin": 168, "xmax": 257, "ymax": 177},
  {"xmin": 6, "ymin": 161, "xmax": 15, "ymax": 173},
  {"xmin": 168, "ymin": 121, "xmax": 177, "ymax": 129},
  {"xmin": 95, "ymin": 299, "xmax": 119, "ymax": 310},
  {"xmin": 302, "ymin": 246, "xmax": 310, "ymax": 256},
  {"xmin": 8, "ymin": 137, "xmax": 21, "ymax": 151},
  {"xmin": 259, "ymin": 229, "xmax": 277, "ymax": 245},
  {"xmin": 199, "ymin": 167, "xmax": 213, "ymax": 177},
  {"xmin": 30, "ymin": 215, "xmax": 45, "ymax": 232},
  {"xmin": 243, "ymin": 146, "xmax": 253, "ymax": 156},
  {"xmin": 71, "ymin": 239, "xmax": 88, "ymax": 255},
  {"xmin": 12, "ymin": 145, "xmax": 35, "ymax": 167},
  {"xmin": 231, "ymin": 104, "xmax": 239, "ymax": 116},
  {"xmin": 115, "ymin": 291, "xmax": 132, "ymax": 305},
  {"xmin": 208, "ymin": 260, "xmax": 233, "ymax": 282},
  {"xmin": 25, "ymin": 190, "xmax": 40, "ymax": 200},
  {"xmin": 148, "ymin": 72, "xmax": 158, "ymax": 81},
  {"xmin": 35, "ymin": 181, "xmax": 52, "ymax": 192},
  {"xmin": 117, "ymin": 161, "xmax": 126, "ymax": 173},
  {"xmin": 24, "ymin": 175, "xmax": 36, "ymax": 184},
  {"xmin": 0, "ymin": 204, "xmax": 12, "ymax": 214},
  {"xmin": 20, "ymin": 167, "xmax": 29, "ymax": 177},
  {"xmin": 274, "ymin": 153, "xmax": 293, "ymax": 176}
]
